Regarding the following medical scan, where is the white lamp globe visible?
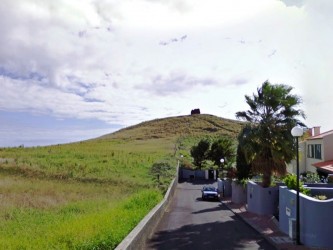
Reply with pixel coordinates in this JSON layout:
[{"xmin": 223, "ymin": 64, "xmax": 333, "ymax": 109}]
[{"xmin": 291, "ymin": 126, "xmax": 303, "ymax": 137}]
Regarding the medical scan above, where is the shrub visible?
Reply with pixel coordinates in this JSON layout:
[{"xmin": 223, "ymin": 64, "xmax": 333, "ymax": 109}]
[
  {"xmin": 283, "ymin": 174, "xmax": 310, "ymax": 195},
  {"xmin": 190, "ymin": 139, "xmax": 210, "ymax": 168},
  {"xmin": 301, "ymin": 172, "xmax": 321, "ymax": 183},
  {"xmin": 150, "ymin": 162, "xmax": 174, "ymax": 193},
  {"xmin": 226, "ymin": 167, "xmax": 237, "ymax": 179},
  {"xmin": 314, "ymin": 195, "xmax": 327, "ymax": 200}
]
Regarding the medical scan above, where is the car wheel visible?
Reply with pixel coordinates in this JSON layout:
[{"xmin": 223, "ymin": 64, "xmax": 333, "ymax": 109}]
[{"xmin": 202, "ymin": 195, "xmax": 205, "ymax": 200}]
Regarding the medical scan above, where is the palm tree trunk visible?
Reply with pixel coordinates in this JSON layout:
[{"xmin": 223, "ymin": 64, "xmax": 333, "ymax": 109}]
[{"xmin": 262, "ymin": 170, "xmax": 272, "ymax": 188}]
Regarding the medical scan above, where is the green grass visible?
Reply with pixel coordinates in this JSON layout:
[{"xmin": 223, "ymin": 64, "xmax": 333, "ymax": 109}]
[
  {"xmin": 0, "ymin": 187, "xmax": 162, "ymax": 249},
  {"xmin": 0, "ymin": 114, "xmax": 243, "ymax": 249}
]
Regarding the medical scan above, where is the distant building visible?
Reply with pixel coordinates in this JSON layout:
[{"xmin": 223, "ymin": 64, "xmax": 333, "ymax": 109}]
[
  {"xmin": 288, "ymin": 126, "xmax": 333, "ymax": 176},
  {"xmin": 191, "ymin": 109, "xmax": 200, "ymax": 115}
]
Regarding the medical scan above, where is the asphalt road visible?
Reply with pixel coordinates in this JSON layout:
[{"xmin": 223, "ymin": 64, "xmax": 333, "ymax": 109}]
[{"xmin": 145, "ymin": 181, "xmax": 276, "ymax": 250}]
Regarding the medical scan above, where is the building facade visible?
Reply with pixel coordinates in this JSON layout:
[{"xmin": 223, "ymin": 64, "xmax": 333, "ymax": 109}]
[{"xmin": 288, "ymin": 127, "xmax": 333, "ymax": 176}]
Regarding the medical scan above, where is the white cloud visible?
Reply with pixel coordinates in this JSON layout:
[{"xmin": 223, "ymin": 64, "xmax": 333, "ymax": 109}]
[{"xmin": 1, "ymin": 0, "xmax": 333, "ymax": 146}]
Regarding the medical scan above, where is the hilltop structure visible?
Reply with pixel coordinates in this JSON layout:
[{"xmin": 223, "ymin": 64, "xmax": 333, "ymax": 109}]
[{"xmin": 191, "ymin": 109, "xmax": 200, "ymax": 115}]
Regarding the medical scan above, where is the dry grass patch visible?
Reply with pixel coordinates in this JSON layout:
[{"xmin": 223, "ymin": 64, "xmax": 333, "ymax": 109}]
[{"xmin": 0, "ymin": 173, "xmax": 132, "ymax": 210}]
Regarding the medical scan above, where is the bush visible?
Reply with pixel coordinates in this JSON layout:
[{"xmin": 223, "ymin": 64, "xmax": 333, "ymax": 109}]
[
  {"xmin": 283, "ymin": 174, "xmax": 310, "ymax": 195},
  {"xmin": 190, "ymin": 139, "xmax": 210, "ymax": 168},
  {"xmin": 314, "ymin": 195, "xmax": 327, "ymax": 200},
  {"xmin": 150, "ymin": 161, "xmax": 174, "ymax": 193},
  {"xmin": 301, "ymin": 172, "xmax": 321, "ymax": 183}
]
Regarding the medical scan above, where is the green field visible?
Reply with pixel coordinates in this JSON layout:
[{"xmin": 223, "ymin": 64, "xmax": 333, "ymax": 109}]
[{"xmin": 0, "ymin": 114, "xmax": 243, "ymax": 249}]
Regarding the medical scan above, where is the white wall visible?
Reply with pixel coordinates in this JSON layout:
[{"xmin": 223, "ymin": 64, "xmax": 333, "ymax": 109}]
[
  {"xmin": 323, "ymin": 133, "xmax": 333, "ymax": 160},
  {"xmin": 288, "ymin": 141, "xmax": 307, "ymax": 174},
  {"xmin": 279, "ymin": 186, "xmax": 333, "ymax": 249}
]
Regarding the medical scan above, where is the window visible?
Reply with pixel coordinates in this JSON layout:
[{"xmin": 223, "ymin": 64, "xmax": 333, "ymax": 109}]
[
  {"xmin": 315, "ymin": 144, "xmax": 322, "ymax": 159},
  {"xmin": 307, "ymin": 144, "xmax": 322, "ymax": 159},
  {"xmin": 307, "ymin": 144, "xmax": 314, "ymax": 158}
]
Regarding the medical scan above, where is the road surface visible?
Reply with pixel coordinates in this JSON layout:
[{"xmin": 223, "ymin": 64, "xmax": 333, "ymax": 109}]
[{"xmin": 145, "ymin": 181, "xmax": 275, "ymax": 250}]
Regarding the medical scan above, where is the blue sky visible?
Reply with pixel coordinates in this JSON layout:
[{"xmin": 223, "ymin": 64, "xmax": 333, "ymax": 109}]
[{"xmin": 1, "ymin": 0, "xmax": 333, "ymax": 147}]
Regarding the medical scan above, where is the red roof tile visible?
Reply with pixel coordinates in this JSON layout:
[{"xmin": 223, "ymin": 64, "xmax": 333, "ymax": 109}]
[
  {"xmin": 312, "ymin": 160, "xmax": 333, "ymax": 173},
  {"xmin": 308, "ymin": 130, "xmax": 333, "ymax": 140}
]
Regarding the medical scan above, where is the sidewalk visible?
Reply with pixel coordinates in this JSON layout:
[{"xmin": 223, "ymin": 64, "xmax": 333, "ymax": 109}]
[{"xmin": 221, "ymin": 198, "xmax": 321, "ymax": 250}]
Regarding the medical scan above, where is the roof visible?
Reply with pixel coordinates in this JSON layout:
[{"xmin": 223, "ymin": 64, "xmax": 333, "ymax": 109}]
[
  {"xmin": 308, "ymin": 130, "xmax": 333, "ymax": 140},
  {"xmin": 312, "ymin": 160, "xmax": 333, "ymax": 173}
]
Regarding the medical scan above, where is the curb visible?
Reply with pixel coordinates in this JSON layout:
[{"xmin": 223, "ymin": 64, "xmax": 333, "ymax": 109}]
[
  {"xmin": 221, "ymin": 200, "xmax": 318, "ymax": 250},
  {"xmin": 221, "ymin": 200, "xmax": 279, "ymax": 250}
]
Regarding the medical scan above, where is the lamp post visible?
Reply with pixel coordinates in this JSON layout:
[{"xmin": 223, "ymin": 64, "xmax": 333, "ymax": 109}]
[
  {"xmin": 220, "ymin": 158, "xmax": 225, "ymax": 196},
  {"xmin": 291, "ymin": 126, "xmax": 303, "ymax": 245},
  {"xmin": 178, "ymin": 155, "xmax": 183, "ymax": 168},
  {"xmin": 220, "ymin": 158, "xmax": 225, "ymax": 176}
]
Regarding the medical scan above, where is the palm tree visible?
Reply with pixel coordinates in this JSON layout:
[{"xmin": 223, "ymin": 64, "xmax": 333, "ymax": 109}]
[
  {"xmin": 236, "ymin": 81, "xmax": 306, "ymax": 187},
  {"xmin": 236, "ymin": 126, "xmax": 253, "ymax": 181}
]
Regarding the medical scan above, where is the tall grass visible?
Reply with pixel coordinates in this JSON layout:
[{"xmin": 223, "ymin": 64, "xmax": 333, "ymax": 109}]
[
  {"xmin": 0, "ymin": 188, "xmax": 162, "ymax": 249},
  {"xmin": 0, "ymin": 114, "xmax": 242, "ymax": 249},
  {"xmin": 0, "ymin": 138, "xmax": 173, "ymax": 186},
  {"xmin": 0, "ymin": 138, "xmax": 174, "ymax": 249}
]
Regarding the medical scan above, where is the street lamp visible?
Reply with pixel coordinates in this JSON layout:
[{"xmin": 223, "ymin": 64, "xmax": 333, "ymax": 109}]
[
  {"xmin": 220, "ymin": 158, "xmax": 225, "ymax": 176},
  {"xmin": 291, "ymin": 126, "xmax": 303, "ymax": 245},
  {"xmin": 178, "ymin": 155, "xmax": 183, "ymax": 168}
]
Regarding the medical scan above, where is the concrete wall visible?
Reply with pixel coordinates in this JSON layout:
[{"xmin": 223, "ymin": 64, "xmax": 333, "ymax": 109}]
[
  {"xmin": 247, "ymin": 181, "xmax": 279, "ymax": 215},
  {"xmin": 305, "ymin": 183, "xmax": 333, "ymax": 199},
  {"xmin": 279, "ymin": 186, "xmax": 333, "ymax": 249},
  {"xmin": 181, "ymin": 169, "xmax": 195, "ymax": 179},
  {"xmin": 115, "ymin": 167, "xmax": 179, "ymax": 250},
  {"xmin": 310, "ymin": 187, "xmax": 333, "ymax": 199},
  {"xmin": 196, "ymin": 170, "xmax": 206, "ymax": 179},
  {"xmin": 180, "ymin": 168, "xmax": 216, "ymax": 180},
  {"xmin": 231, "ymin": 181, "xmax": 247, "ymax": 204}
]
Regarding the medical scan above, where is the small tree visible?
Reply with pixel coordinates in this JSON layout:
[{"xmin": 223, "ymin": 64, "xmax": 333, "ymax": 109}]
[
  {"xmin": 150, "ymin": 162, "xmax": 172, "ymax": 187},
  {"xmin": 190, "ymin": 139, "xmax": 210, "ymax": 169},
  {"xmin": 209, "ymin": 137, "xmax": 236, "ymax": 178},
  {"xmin": 209, "ymin": 137, "xmax": 235, "ymax": 167}
]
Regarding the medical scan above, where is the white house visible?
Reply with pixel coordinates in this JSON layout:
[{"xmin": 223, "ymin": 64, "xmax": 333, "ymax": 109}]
[{"xmin": 288, "ymin": 127, "xmax": 333, "ymax": 176}]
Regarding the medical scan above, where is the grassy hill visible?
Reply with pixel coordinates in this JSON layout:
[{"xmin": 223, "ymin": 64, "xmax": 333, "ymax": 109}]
[
  {"xmin": 104, "ymin": 114, "xmax": 242, "ymax": 140},
  {"xmin": 0, "ymin": 114, "xmax": 243, "ymax": 249}
]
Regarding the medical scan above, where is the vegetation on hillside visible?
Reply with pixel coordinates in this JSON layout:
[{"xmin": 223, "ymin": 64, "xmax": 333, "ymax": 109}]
[
  {"xmin": 189, "ymin": 137, "xmax": 236, "ymax": 176},
  {"xmin": 0, "ymin": 114, "xmax": 243, "ymax": 249}
]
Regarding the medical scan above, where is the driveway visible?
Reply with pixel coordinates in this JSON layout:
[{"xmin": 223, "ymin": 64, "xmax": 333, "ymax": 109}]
[{"xmin": 145, "ymin": 181, "xmax": 276, "ymax": 250}]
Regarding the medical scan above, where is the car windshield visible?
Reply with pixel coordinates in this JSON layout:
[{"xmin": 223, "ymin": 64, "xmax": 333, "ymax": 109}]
[{"xmin": 203, "ymin": 186, "xmax": 216, "ymax": 191}]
